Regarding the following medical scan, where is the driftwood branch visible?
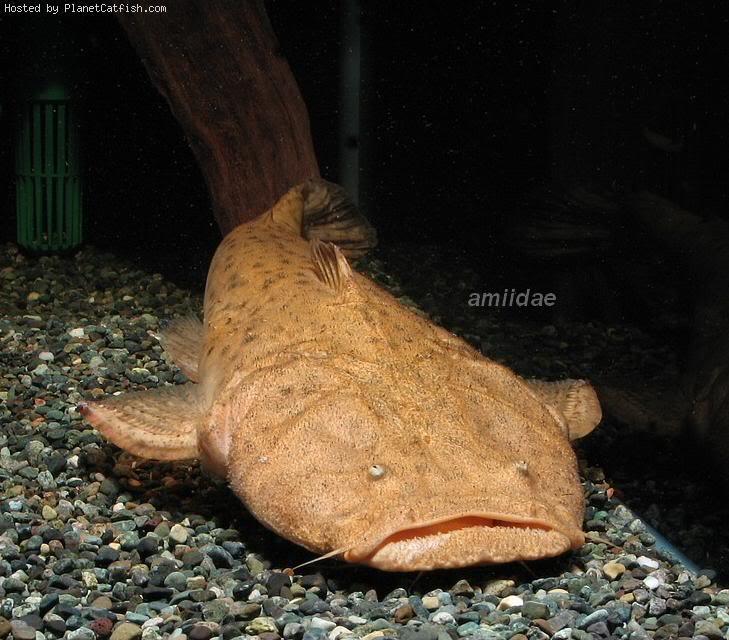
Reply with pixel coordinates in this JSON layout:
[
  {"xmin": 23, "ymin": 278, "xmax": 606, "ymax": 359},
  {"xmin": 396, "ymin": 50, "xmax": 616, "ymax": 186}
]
[{"xmin": 118, "ymin": 0, "xmax": 320, "ymax": 233}]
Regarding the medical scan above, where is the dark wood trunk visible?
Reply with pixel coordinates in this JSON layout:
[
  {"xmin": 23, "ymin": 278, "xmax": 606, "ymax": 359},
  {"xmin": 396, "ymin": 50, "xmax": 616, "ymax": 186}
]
[{"xmin": 118, "ymin": 0, "xmax": 320, "ymax": 234}]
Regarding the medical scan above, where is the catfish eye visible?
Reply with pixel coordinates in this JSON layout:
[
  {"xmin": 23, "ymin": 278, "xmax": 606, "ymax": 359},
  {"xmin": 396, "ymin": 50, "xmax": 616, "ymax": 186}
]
[
  {"xmin": 369, "ymin": 464, "xmax": 387, "ymax": 479},
  {"xmin": 515, "ymin": 460, "xmax": 529, "ymax": 474}
]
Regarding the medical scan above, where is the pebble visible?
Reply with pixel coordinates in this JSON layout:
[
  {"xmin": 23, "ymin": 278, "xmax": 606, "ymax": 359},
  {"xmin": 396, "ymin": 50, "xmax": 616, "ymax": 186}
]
[
  {"xmin": 644, "ymin": 575, "xmax": 661, "ymax": 590},
  {"xmin": 484, "ymin": 580, "xmax": 514, "ymax": 597},
  {"xmin": 329, "ymin": 626, "xmax": 353, "ymax": 640},
  {"xmin": 310, "ymin": 617, "xmax": 336, "ymax": 632},
  {"xmin": 284, "ymin": 623, "xmax": 305, "ymax": 639},
  {"xmin": 498, "ymin": 595, "xmax": 523, "ymax": 610},
  {"xmin": 41, "ymin": 504, "xmax": 58, "ymax": 520},
  {"xmin": 431, "ymin": 611, "xmax": 455, "ymax": 625},
  {"xmin": 694, "ymin": 621, "xmax": 724, "ymax": 640},
  {"xmin": 111, "ymin": 623, "xmax": 143, "ymax": 640},
  {"xmin": 522, "ymin": 601, "xmax": 550, "ymax": 620},
  {"xmin": 637, "ymin": 556, "xmax": 660, "ymax": 570},
  {"xmin": 602, "ymin": 561, "xmax": 625, "ymax": 580},
  {"xmin": 169, "ymin": 523, "xmax": 189, "ymax": 545},
  {"xmin": 578, "ymin": 610, "xmax": 609, "ymax": 629},
  {"xmin": 247, "ymin": 617, "xmax": 279, "ymax": 635},
  {"xmin": 9, "ymin": 620, "xmax": 36, "ymax": 640},
  {"xmin": 188, "ymin": 626, "xmax": 214, "ymax": 640},
  {"xmin": 69, "ymin": 629, "xmax": 98, "ymax": 640}
]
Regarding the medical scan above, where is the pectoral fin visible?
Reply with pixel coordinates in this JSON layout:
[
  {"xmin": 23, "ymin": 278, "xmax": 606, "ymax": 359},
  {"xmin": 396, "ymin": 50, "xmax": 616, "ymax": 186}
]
[
  {"xmin": 79, "ymin": 384, "xmax": 201, "ymax": 460},
  {"xmin": 157, "ymin": 315, "xmax": 203, "ymax": 382},
  {"xmin": 527, "ymin": 378, "xmax": 602, "ymax": 440}
]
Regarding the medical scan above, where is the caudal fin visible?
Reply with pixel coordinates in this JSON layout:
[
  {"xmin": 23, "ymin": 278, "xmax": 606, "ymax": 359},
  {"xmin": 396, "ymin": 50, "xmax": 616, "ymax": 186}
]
[
  {"xmin": 527, "ymin": 378, "xmax": 602, "ymax": 440},
  {"xmin": 266, "ymin": 179, "xmax": 377, "ymax": 259},
  {"xmin": 302, "ymin": 179, "xmax": 377, "ymax": 259},
  {"xmin": 79, "ymin": 384, "xmax": 201, "ymax": 460}
]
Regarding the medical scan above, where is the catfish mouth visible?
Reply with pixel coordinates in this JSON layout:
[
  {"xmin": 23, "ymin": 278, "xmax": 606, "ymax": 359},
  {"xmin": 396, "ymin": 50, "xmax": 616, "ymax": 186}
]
[{"xmin": 344, "ymin": 514, "xmax": 582, "ymax": 571}]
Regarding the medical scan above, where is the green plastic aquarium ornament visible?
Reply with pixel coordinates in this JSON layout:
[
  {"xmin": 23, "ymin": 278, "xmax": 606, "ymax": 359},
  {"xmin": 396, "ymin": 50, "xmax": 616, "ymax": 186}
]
[{"xmin": 15, "ymin": 81, "xmax": 83, "ymax": 252}]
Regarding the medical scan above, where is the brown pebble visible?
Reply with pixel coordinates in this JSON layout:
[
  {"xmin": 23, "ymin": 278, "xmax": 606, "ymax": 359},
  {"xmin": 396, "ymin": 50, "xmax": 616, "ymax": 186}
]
[
  {"xmin": 91, "ymin": 595, "xmax": 114, "ymax": 610},
  {"xmin": 533, "ymin": 620, "xmax": 556, "ymax": 636},
  {"xmin": 394, "ymin": 603, "xmax": 414, "ymax": 622},
  {"xmin": 0, "ymin": 617, "xmax": 12, "ymax": 640}
]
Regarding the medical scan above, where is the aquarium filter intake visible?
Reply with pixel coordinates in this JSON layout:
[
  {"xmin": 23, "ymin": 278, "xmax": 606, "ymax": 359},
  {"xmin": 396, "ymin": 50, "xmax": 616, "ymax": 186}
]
[{"xmin": 15, "ymin": 83, "xmax": 83, "ymax": 252}]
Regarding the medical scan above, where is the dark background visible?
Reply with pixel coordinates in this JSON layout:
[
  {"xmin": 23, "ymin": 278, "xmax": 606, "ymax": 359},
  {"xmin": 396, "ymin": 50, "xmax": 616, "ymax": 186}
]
[{"xmin": 1, "ymin": 2, "xmax": 728, "ymax": 294}]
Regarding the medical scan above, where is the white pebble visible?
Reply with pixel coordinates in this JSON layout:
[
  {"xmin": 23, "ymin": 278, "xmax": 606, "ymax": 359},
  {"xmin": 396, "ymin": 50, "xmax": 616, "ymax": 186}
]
[
  {"xmin": 142, "ymin": 628, "xmax": 162, "ymax": 640},
  {"xmin": 248, "ymin": 588, "xmax": 263, "ymax": 602},
  {"xmin": 169, "ymin": 523, "xmax": 188, "ymax": 545},
  {"xmin": 637, "ymin": 555, "xmax": 660, "ymax": 570},
  {"xmin": 38, "ymin": 351, "xmax": 55, "ymax": 362},
  {"xmin": 142, "ymin": 617, "xmax": 164, "ymax": 628},
  {"xmin": 498, "ymin": 595, "xmax": 524, "ymax": 610},
  {"xmin": 422, "ymin": 596, "xmax": 440, "ymax": 610},
  {"xmin": 329, "ymin": 626, "xmax": 354, "ymax": 640},
  {"xmin": 347, "ymin": 616, "xmax": 368, "ymax": 625},
  {"xmin": 676, "ymin": 571, "xmax": 692, "ymax": 584},
  {"xmin": 431, "ymin": 611, "xmax": 455, "ymax": 625},
  {"xmin": 69, "ymin": 327, "xmax": 85, "ymax": 338},
  {"xmin": 310, "ymin": 617, "xmax": 336, "ymax": 631},
  {"xmin": 643, "ymin": 575, "xmax": 661, "ymax": 590},
  {"xmin": 715, "ymin": 608, "xmax": 729, "ymax": 624},
  {"xmin": 81, "ymin": 570, "xmax": 98, "ymax": 588}
]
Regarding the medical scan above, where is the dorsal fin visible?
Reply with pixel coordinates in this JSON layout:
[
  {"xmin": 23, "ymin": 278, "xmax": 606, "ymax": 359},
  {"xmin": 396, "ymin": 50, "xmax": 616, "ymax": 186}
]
[
  {"xmin": 310, "ymin": 238, "xmax": 354, "ymax": 295},
  {"xmin": 268, "ymin": 186, "xmax": 306, "ymax": 234}
]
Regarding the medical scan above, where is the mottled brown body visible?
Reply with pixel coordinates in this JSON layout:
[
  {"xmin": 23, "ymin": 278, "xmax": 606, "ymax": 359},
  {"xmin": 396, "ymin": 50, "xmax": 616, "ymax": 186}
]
[{"xmin": 81, "ymin": 182, "xmax": 601, "ymax": 571}]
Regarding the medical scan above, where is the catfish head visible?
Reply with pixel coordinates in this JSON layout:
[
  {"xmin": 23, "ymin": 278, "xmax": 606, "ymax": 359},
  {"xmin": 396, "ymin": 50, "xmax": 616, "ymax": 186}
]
[{"xmin": 210, "ymin": 350, "xmax": 600, "ymax": 571}]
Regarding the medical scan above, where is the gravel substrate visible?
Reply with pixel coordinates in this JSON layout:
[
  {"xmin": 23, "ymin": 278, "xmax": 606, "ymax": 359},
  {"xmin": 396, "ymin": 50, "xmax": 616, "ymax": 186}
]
[{"xmin": 1, "ymin": 242, "xmax": 728, "ymax": 640}]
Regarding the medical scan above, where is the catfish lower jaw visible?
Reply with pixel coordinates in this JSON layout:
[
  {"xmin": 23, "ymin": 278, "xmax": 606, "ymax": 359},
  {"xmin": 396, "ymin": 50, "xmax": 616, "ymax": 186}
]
[{"xmin": 344, "ymin": 515, "xmax": 582, "ymax": 571}]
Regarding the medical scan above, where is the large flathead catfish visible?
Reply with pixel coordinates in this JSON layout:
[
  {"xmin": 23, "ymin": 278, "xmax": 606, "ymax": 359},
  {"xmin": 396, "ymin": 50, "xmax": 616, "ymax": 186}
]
[{"xmin": 80, "ymin": 180, "xmax": 602, "ymax": 571}]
